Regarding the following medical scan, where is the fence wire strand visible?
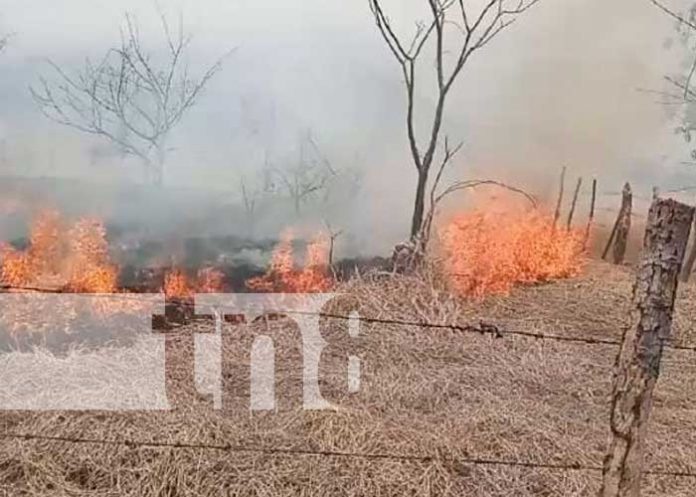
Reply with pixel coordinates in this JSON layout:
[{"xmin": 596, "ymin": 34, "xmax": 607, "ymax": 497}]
[
  {"xmin": 1, "ymin": 284, "xmax": 696, "ymax": 351},
  {"xmin": 2, "ymin": 432, "xmax": 696, "ymax": 479},
  {"xmin": 1, "ymin": 285, "xmax": 696, "ymax": 481}
]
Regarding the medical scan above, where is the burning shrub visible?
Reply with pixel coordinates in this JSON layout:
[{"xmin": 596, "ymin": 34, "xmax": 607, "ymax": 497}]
[
  {"xmin": 246, "ymin": 230, "xmax": 333, "ymax": 293},
  {"xmin": 440, "ymin": 205, "xmax": 585, "ymax": 299}
]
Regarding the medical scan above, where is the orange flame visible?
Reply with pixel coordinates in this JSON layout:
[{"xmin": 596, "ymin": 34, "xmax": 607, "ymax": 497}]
[
  {"xmin": 163, "ymin": 268, "xmax": 192, "ymax": 298},
  {"xmin": 196, "ymin": 267, "xmax": 225, "ymax": 293},
  {"xmin": 246, "ymin": 230, "xmax": 333, "ymax": 293},
  {"xmin": 440, "ymin": 203, "xmax": 585, "ymax": 299},
  {"xmin": 66, "ymin": 218, "xmax": 118, "ymax": 293},
  {"xmin": 0, "ymin": 211, "xmax": 117, "ymax": 292},
  {"xmin": 163, "ymin": 266, "xmax": 226, "ymax": 298}
]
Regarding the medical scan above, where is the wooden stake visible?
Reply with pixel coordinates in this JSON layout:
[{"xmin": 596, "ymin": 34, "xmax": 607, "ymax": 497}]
[
  {"xmin": 600, "ymin": 197, "xmax": 694, "ymax": 497},
  {"xmin": 612, "ymin": 183, "xmax": 632, "ymax": 264},
  {"xmin": 602, "ymin": 184, "xmax": 629, "ymax": 261},
  {"xmin": 584, "ymin": 178, "xmax": 597, "ymax": 248},
  {"xmin": 680, "ymin": 215, "xmax": 696, "ymax": 282},
  {"xmin": 552, "ymin": 166, "xmax": 566, "ymax": 230},
  {"xmin": 566, "ymin": 177, "xmax": 583, "ymax": 230}
]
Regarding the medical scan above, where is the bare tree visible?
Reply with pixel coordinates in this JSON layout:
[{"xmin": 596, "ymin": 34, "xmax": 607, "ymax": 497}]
[
  {"xmin": 323, "ymin": 220, "xmax": 344, "ymax": 268},
  {"xmin": 647, "ymin": 1, "xmax": 696, "ymax": 155},
  {"xmin": 239, "ymin": 173, "xmax": 264, "ymax": 237},
  {"xmin": 648, "ymin": 0, "xmax": 696, "ymax": 280},
  {"xmin": 31, "ymin": 11, "xmax": 231, "ymax": 186},
  {"xmin": 368, "ymin": 0, "xmax": 541, "ymax": 242},
  {"xmin": 270, "ymin": 131, "xmax": 337, "ymax": 215}
]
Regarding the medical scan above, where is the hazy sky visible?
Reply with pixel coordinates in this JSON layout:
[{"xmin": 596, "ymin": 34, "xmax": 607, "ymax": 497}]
[{"xmin": 0, "ymin": 0, "xmax": 693, "ymax": 239}]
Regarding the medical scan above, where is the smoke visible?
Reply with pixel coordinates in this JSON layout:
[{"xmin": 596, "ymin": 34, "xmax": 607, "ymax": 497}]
[{"xmin": 0, "ymin": 0, "xmax": 690, "ymax": 256}]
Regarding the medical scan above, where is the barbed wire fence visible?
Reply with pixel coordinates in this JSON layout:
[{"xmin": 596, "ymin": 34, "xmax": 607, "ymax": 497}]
[
  {"xmin": 0, "ymin": 194, "xmax": 695, "ymax": 495},
  {"xmin": 0, "ymin": 296, "xmax": 696, "ymax": 485}
]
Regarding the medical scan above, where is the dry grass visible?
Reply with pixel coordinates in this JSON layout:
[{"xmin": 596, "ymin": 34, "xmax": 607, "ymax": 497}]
[{"xmin": 1, "ymin": 260, "xmax": 696, "ymax": 496}]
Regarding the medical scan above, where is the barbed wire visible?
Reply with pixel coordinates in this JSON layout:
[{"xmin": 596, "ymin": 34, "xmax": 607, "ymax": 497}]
[
  {"xmin": 3, "ymin": 431, "xmax": 696, "ymax": 479},
  {"xmin": 2, "ymin": 284, "xmax": 696, "ymax": 352},
  {"xmin": 2, "ymin": 286, "xmax": 696, "ymax": 482}
]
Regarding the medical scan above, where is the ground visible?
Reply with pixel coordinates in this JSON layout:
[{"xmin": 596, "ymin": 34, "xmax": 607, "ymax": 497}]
[{"xmin": 1, "ymin": 260, "xmax": 696, "ymax": 496}]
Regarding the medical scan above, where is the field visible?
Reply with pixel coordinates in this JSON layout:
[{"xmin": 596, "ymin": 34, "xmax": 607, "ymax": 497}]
[{"xmin": 1, "ymin": 260, "xmax": 696, "ymax": 496}]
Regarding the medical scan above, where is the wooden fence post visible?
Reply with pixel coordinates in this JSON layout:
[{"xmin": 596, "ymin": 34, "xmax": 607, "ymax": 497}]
[
  {"xmin": 584, "ymin": 178, "xmax": 597, "ymax": 249},
  {"xmin": 612, "ymin": 183, "xmax": 632, "ymax": 264},
  {"xmin": 567, "ymin": 177, "xmax": 583, "ymax": 230},
  {"xmin": 600, "ymin": 198, "xmax": 694, "ymax": 497},
  {"xmin": 603, "ymin": 183, "xmax": 632, "ymax": 263},
  {"xmin": 680, "ymin": 214, "xmax": 696, "ymax": 282}
]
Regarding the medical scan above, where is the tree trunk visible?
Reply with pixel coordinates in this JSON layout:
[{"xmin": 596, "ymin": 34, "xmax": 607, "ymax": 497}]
[
  {"xmin": 294, "ymin": 195, "xmax": 301, "ymax": 215},
  {"xmin": 410, "ymin": 170, "xmax": 428, "ymax": 240},
  {"xmin": 152, "ymin": 166, "xmax": 164, "ymax": 187},
  {"xmin": 600, "ymin": 198, "xmax": 694, "ymax": 497},
  {"xmin": 151, "ymin": 143, "xmax": 166, "ymax": 187}
]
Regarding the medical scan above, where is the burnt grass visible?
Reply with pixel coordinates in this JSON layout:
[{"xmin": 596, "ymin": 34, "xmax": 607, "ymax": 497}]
[{"xmin": 0, "ymin": 260, "xmax": 695, "ymax": 496}]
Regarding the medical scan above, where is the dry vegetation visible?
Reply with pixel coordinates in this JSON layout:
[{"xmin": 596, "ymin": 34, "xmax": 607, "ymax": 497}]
[{"xmin": 1, "ymin": 260, "xmax": 696, "ymax": 496}]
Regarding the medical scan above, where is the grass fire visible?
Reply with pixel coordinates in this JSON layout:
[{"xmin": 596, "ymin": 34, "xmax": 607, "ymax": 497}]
[
  {"xmin": 2, "ymin": 0, "xmax": 696, "ymax": 496},
  {"xmin": 440, "ymin": 202, "xmax": 586, "ymax": 299}
]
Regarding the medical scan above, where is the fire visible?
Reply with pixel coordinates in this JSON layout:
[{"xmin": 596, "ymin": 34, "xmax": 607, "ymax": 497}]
[
  {"xmin": 163, "ymin": 268, "xmax": 192, "ymax": 298},
  {"xmin": 66, "ymin": 218, "xmax": 118, "ymax": 293},
  {"xmin": 246, "ymin": 230, "xmax": 333, "ymax": 293},
  {"xmin": 0, "ymin": 244, "xmax": 32, "ymax": 287},
  {"xmin": 163, "ymin": 267, "xmax": 226, "ymax": 298},
  {"xmin": 440, "ymin": 202, "xmax": 584, "ymax": 299},
  {"xmin": 0, "ymin": 210, "xmax": 117, "ymax": 293},
  {"xmin": 196, "ymin": 267, "xmax": 225, "ymax": 293}
]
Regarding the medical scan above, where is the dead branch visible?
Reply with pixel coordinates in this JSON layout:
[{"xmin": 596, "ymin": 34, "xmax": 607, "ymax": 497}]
[
  {"xmin": 30, "ymin": 10, "xmax": 232, "ymax": 186},
  {"xmin": 420, "ymin": 176, "xmax": 537, "ymax": 250},
  {"xmin": 648, "ymin": 0, "xmax": 696, "ymax": 30}
]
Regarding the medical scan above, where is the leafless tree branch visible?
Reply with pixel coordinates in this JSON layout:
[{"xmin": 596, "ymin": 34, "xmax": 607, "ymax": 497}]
[
  {"xmin": 649, "ymin": 0, "xmax": 696, "ymax": 30},
  {"xmin": 368, "ymin": 0, "xmax": 541, "ymax": 244},
  {"xmin": 269, "ymin": 132, "xmax": 338, "ymax": 215},
  {"xmin": 30, "ymin": 10, "xmax": 233, "ymax": 186}
]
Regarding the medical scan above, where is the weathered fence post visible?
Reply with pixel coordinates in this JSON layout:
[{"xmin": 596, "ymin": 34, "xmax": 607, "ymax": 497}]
[
  {"xmin": 567, "ymin": 177, "xmax": 583, "ymax": 230},
  {"xmin": 584, "ymin": 178, "xmax": 597, "ymax": 249},
  {"xmin": 603, "ymin": 183, "xmax": 632, "ymax": 264},
  {"xmin": 613, "ymin": 183, "xmax": 633, "ymax": 264},
  {"xmin": 600, "ymin": 197, "xmax": 694, "ymax": 497},
  {"xmin": 680, "ymin": 214, "xmax": 696, "ymax": 282}
]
